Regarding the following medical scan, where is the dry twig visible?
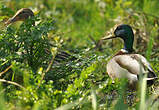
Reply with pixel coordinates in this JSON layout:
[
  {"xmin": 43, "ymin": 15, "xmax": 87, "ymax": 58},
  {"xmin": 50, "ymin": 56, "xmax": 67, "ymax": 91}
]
[
  {"xmin": 0, "ymin": 65, "xmax": 12, "ymax": 77},
  {"xmin": 0, "ymin": 79, "xmax": 25, "ymax": 89}
]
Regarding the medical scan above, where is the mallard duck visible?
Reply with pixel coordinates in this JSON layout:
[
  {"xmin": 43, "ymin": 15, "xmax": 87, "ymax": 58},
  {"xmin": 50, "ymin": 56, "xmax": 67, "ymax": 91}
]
[
  {"xmin": 103, "ymin": 24, "xmax": 157, "ymax": 88},
  {"xmin": 5, "ymin": 8, "xmax": 75, "ymax": 63},
  {"xmin": 5, "ymin": 8, "xmax": 34, "ymax": 25}
]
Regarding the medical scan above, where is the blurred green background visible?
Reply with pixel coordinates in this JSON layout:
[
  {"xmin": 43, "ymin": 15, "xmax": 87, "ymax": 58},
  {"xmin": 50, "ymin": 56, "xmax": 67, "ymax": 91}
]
[{"xmin": 1, "ymin": 0, "xmax": 159, "ymax": 50}]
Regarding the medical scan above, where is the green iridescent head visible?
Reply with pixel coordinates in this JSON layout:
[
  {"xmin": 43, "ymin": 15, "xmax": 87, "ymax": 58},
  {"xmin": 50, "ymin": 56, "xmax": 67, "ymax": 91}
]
[{"xmin": 114, "ymin": 24, "xmax": 134, "ymax": 52}]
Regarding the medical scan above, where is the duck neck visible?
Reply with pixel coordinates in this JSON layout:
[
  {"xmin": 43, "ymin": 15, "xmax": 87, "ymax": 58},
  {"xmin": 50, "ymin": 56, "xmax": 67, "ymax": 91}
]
[{"xmin": 123, "ymin": 35, "xmax": 134, "ymax": 53}]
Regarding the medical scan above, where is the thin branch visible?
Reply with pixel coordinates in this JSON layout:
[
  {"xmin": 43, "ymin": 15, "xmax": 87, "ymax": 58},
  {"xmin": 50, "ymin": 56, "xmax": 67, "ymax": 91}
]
[
  {"xmin": 89, "ymin": 35, "xmax": 104, "ymax": 51},
  {"xmin": 88, "ymin": 35, "xmax": 97, "ymax": 45},
  {"xmin": 0, "ymin": 65, "xmax": 12, "ymax": 77},
  {"xmin": 0, "ymin": 79, "xmax": 25, "ymax": 89},
  {"xmin": 37, "ymin": 54, "xmax": 55, "ymax": 89},
  {"xmin": 46, "ymin": 55, "xmax": 55, "ymax": 73}
]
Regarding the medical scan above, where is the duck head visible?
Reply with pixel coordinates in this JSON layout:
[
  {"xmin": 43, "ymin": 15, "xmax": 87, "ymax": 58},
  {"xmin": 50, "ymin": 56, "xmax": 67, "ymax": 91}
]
[
  {"xmin": 103, "ymin": 24, "xmax": 134, "ymax": 52},
  {"xmin": 5, "ymin": 8, "xmax": 34, "ymax": 25}
]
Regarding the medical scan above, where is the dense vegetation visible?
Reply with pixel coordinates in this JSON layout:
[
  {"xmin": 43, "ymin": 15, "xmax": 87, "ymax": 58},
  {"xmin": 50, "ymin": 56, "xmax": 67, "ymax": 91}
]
[{"xmin": 0, "ymin": 0, "xmax": 159, "ymax": 109}]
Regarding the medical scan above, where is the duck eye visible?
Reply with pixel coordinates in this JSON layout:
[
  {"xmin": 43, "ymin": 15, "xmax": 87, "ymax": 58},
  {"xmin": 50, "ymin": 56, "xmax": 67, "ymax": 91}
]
[
  {"xmin": 117, "ymin": 26, "xmax": 122, "ymax": 30},
  {"xmin": 21, "ymin": 11, "xmax": 25, "ymax": 14}
]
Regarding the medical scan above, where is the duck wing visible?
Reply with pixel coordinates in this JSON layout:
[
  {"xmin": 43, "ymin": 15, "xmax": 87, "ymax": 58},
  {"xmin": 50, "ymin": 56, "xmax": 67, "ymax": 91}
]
[{"xmin": 114, "ymin": 54, "xmax": 157, "ymax": 79}]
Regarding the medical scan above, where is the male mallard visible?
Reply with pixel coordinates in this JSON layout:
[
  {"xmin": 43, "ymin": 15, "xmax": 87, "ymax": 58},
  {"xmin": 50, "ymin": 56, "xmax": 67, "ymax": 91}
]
[
  {"xmin": 5, "ymin": 8, "xmax": 34, "ymax": 25},
  {"xmin": 103, "ymin": 24, "xmax": 157, "ymax": 88}
]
